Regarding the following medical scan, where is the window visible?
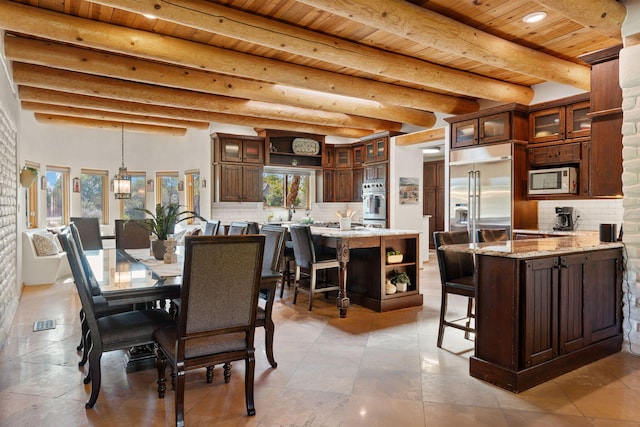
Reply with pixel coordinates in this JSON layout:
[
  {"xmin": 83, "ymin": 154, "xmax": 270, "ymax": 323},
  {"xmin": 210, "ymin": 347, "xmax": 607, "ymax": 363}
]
[
  {"xmin": 185, "ymin": 170, "xmax": 200, "ymax": 223},
  {"xmin": 263, "ymin": 169, "xmax": 310, "ymax": 209},
  {"xmin": 156, "ymin": 172, "xmax": 180, "ymax": 206},
  {"xmin": 45, "ymin": 166, "xmax": 70, "ymax": 227},
  {"xmin": 25, "ymin": 161, "xmax": 40, "ymax": 229},
  {"xmin": 120, "ymin": 173, "xmax": 146, "ymax": 219},
  {"xmin": 80, "ymin": 169, "xmax": 108, "ymax": 223}
]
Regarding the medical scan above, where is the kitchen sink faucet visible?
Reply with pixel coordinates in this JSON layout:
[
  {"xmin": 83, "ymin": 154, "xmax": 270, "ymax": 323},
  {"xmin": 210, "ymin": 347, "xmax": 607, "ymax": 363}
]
[{"xmin": 288, "ymin": 204, "xmax": 295, "ymax": 221}]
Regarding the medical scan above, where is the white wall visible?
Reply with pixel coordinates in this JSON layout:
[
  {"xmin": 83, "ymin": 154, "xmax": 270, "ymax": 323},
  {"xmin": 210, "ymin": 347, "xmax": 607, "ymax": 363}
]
[{"xmin": 20, "ymin": 113, "xmax": 211, "ymax": 231}]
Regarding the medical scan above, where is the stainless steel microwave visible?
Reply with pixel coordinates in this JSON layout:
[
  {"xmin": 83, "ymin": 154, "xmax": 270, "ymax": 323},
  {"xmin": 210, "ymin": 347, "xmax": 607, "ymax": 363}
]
[{"xmin": 528, "ymin": 167, "xmax": 578, "ymax": 195}]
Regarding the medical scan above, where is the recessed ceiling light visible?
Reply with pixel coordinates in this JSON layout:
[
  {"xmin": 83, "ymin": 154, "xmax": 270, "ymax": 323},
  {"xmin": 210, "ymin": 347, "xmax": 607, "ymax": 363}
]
[{"xmin": 523, "ymin": 11, "xmax": 547, "ymax": 23}]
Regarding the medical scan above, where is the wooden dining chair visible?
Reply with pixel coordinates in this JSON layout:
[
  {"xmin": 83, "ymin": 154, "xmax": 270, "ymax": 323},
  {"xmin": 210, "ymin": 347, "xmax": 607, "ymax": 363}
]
[
  {"xmin": 70, "ymin": 217, "xmax": 103, "ymax": 250},
  {"xmin": 68, "ymin": 223, "xmax": 133, "ymax": 367},
  {"xmin": 202, "ymin": 220, "xmax": 221, "ymax": 236},
  {"xmin": 257, "ymin": 224, "xmax": 287, "ymax": 368},
  {"xmin": 476, "ymin": 228, "xmax": 509, "ymax": 243},
  {"xmin": 58, "ymin": 229, "xmax": 175, "ymax": 409},
  {"xmin": 289, "ymin": 225, "xmax": 340, "ymax": 311},
  {"xmin": 154, "ymin": 235, "xmax": 265, "ymax": 425},
  {"xmin": 115, "ymin": 219, "xmax": 151, "ymax": 249},
  {"xmin": 227, "ymin": 221, "xmax": 249, "ymax": 235},
  {"xmin": 433, "ymin": 230, "xmax": 476, "ymax": 348}
]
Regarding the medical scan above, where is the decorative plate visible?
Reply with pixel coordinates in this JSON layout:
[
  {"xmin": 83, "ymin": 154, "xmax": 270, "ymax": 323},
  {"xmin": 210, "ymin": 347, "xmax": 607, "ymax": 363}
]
[{"xmin": 292, "ymin": 138, "xmax": 320, "ymax": 155}]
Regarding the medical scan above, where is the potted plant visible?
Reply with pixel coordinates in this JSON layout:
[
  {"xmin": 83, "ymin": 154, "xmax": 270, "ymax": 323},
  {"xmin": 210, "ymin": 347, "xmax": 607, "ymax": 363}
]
[
  {"xmin": 386, "ymin": 249, "xmax": 403, "ymax": 264},
  {"xmin": 390, "ymin": 270, "xmax": 411, "ymax": 292},
  {"xmin": 134, "ymin": 203, "xmax": 205, "ymax": 259},
  {"xmin": 19, "ymin": 166, "xmax": 38, "ymax": 187}
]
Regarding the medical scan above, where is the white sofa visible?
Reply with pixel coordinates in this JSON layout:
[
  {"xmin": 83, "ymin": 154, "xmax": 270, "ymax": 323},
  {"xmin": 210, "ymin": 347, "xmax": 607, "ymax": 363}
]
[{"xmin": 22, "ymin": 229, "xmax": 72, "ymax": 285}]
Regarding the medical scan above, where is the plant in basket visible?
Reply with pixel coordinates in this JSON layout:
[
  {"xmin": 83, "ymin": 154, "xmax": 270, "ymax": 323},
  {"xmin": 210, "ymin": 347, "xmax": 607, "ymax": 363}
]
[{"xmin": 386, "ymin": 249, "xmax": 403, "ymax": 264}]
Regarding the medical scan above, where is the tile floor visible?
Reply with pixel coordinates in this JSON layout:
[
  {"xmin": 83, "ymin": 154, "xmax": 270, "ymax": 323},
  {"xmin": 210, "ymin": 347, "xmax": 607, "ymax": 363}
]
[{"xmin": 1, "ymin": 255, "xmax": 640, "ymax": 426}]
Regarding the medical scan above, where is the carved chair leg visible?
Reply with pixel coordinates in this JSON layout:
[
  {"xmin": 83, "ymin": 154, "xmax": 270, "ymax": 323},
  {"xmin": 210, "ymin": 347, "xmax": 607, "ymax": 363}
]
[
  {"xmin": 76, "ymin": 309, "xmax": 85, "ymax": 351},
  {"xmin": 223, "ymin": 362, "xmax": 231, "ymax": 383},
  {"xmin": 175, "ymin": 367, "xmax": 186, "ymax": 427},
  {"xmin": 78, "ymin": 324, "xmax": 90, "ymax": 367},
  {"xmin": 245, "ymin": 351, "xmax": 256, "ymax": 416},
  {"xmin": 206, "ymin": 366, "xmax": 214, "ymax": 383},
  {"xmin": 85, "ymin": 348, "xmax": 102, "ymax": 409},
  {"xmin": 156, "ymin": 349, "xmax": 167, "ymax": 398}
]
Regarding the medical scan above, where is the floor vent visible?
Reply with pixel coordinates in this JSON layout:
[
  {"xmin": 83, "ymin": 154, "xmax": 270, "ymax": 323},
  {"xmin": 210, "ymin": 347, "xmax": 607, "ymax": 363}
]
[{"xmin": 33, "ymin": 320, "xmax": 56, "ymax": 332}]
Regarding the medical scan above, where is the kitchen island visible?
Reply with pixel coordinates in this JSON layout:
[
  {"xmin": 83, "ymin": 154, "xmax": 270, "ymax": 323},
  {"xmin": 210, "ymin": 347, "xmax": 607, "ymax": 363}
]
[
  {"xmin": 309, "ymin": 226, "xmax": 423, "ymax": 317},
  {"xmin": 439, "ymin": 235, "xmax": 624, "ymax": 392}
]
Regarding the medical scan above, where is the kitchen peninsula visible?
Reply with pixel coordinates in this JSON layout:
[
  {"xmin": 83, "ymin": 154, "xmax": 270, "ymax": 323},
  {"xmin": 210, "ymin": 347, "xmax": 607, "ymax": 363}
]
[
  {"xmin": 309, "ymin": 226, "xmax": 422, "ymax": 317},
  {"xmin": 439, "ymin": 235, "xmax": 623, "ymax": 392}
]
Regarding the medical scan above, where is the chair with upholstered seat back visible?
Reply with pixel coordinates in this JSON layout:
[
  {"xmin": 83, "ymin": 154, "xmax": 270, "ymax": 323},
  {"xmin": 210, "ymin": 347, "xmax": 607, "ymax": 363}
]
[
  {"xmin": 202, "ymin": 220, "xmax": 221, "ymax": 236},
  {"xmin": 58, "ymin": 229, "xmax": 175, "ymax": 409},
  {"xmin": 227, "ymin": 221, "xmax": 249, "ymax": 235},
  {"xmin": 289, "ymin": 225, "xmax": 340, "ymax": 311},
  {"xmin": 70, "ymin": 217, "xmax": 103, "ymax": 250},
  {"xmin": 154, "ymin": 235, "xmax": 265, "ymax": 425},
  {"xmin": 433, "ymin": 230, "xmax": 476, "ymax": 348},
  {"xmin": 476, "ymin": 228, "xmax": 509, "ymax": 243},
  {"xmin": 257, "ymin": 224, "xmax": 287, "ymax": 368},
  {"xmin": 115, "ymin": 219, "xmax": 151, "ymax": 249}
]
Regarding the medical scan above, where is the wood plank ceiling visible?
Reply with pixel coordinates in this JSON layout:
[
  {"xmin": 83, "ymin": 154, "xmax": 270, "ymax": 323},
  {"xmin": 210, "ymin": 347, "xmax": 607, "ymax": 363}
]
[{"xmin": 0, "ymin": 0, "xmax": 625, "ymax": 138}]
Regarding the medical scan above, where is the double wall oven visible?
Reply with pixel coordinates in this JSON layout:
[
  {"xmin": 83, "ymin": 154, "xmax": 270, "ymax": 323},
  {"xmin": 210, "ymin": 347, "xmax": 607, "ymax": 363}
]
[{"xmin": 362, "ymin": 179, "xmax": 386, "ymax": 227}]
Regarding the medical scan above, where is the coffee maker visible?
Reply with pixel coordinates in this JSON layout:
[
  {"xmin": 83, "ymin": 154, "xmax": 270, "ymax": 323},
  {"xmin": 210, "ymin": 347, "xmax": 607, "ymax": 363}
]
[{"xmin": 553, "ymin": 207, "xmax": 574, "ymax": 231}]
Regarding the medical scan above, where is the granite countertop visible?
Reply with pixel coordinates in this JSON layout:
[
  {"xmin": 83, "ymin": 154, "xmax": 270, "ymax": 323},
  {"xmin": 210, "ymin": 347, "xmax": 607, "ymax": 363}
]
[
  {"xmin": 514, "ymin": 229, "xmax": 599, "ymax": 237},
  {"xmin": 309, "ymin": 226, "xmax": 419, "ymax": 238},
  {"xmin": 440, "ymin": 234, "xmax": 623, "ymax": 259}
]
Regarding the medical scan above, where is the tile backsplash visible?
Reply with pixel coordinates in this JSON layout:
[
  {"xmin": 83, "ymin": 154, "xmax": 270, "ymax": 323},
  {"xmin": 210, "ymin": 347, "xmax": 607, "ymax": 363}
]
[
  {"xmin": 210, "ymin": 202, "xmax": 362, "ymax": 224},
  {"xmin": 537, "ymin": 199, "xmax": 623, "ymax": 231}
]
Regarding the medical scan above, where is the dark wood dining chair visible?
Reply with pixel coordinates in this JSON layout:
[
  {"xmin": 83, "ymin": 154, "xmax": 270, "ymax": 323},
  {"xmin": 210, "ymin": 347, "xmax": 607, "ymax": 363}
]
[
  {"xmin": 433, "ymin": 230, "xmax": 476, "ymax": 348},
  {"xmin": 289, "ymin": 225, "xmax": 340, "ymax": 311},
  {"xmin": 58, "ymin": 229, "xmax": 174, "ymax": 409},
  {"xmin": 202, "ymin": 219, "xmax": 221, "ymax": 236},
  {"xmin": 257, "ymin": 224, "xmax": 287, "ymax": 368},
  {"xmin": 153, "ymin": 235, "xmax": 265, "ymax": 426},
  {"xmin": 68, "ymin": 223, "xmax": 133, "ymax": 367},
  {"xmin": 70, "ymin": 217, "xmax": 103, "ymax": 250},
  {"xmin": 476, "ymin": 228, "xmax": 509, "ymax": 243},
  {"xmin": 227, "ymin": 221, "xmax": 249, "ymax": 235},
  {"xmin": 115, "ymin": 219, "xmax": 151, "ymax": 249}
]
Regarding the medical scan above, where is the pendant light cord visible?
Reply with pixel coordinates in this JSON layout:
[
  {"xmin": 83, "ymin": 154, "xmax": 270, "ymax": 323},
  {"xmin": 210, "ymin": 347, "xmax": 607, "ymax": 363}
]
[{"xmin": 121, "ymin": 123, "xmax": 125, "ymax": 169}]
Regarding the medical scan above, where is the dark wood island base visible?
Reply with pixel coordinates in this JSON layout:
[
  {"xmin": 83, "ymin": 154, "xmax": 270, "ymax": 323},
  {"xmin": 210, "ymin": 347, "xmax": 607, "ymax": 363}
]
[{"xmin": 441, "ymin": 236, "xmax": 624, "ymax": 393}]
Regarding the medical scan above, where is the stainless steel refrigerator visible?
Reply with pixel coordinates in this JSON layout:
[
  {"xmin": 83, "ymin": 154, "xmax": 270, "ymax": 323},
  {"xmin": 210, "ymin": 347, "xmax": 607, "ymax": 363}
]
[{"xmin": 449, "ymin": 143, "xmax": 537, "ymax": 242}]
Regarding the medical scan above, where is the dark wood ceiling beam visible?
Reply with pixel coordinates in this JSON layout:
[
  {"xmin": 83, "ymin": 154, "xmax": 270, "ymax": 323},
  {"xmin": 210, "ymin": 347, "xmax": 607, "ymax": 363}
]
[
  {"xmin": 12, "ymin": 63, "xmax": 398, "ymax": 131},
  {"xmin": 4, "ymin": 36, "xmax": 441, "ymax": 126},
  {"xmin": 0, "ymin": 0, "xmax": 471, "ymax": 116},
  {"xmin": 18, "ymin": 87, "xmax": 375, "ymax": 138},
  {"xmin": 92, "ymin": 0, "xmax": 533, "ymax": 104},
  {"xmin": 33, "ymin": 114, "xmax": 188, "ymax": 135},
  {"xmin": 533, "ymin": 0, "xmax": 625, "ymax": 39},
  {"xmin": 21, "ymin": 101, "xmax": 210, "ymax": 129},
  {"xmin": 298, "ymin": 0, "xmax": 591, "ymax": 91}
]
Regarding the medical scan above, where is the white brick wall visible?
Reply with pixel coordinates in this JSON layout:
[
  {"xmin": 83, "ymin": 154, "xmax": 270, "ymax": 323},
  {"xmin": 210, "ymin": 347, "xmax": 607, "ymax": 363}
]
[
  {"xmin": 0, "ymin": 107, "xmax": 18, "ymax": 345},
  {"xmin": 620, "ymin": 42, "xmax": 640, "ymax": 354}
]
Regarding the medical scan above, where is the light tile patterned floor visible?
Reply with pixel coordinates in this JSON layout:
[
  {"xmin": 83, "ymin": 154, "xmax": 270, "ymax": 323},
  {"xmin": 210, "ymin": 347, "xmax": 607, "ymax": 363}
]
[{"xmin": 1, "ymin": 254, "xmax": 640, "ymax": 426}]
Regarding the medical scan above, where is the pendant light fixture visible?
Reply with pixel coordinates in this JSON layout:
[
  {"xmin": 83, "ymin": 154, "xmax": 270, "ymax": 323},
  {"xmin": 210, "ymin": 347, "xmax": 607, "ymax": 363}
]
[{"xmin": 113, "ymin": 123, "xmax": 131, "ymax": 199}]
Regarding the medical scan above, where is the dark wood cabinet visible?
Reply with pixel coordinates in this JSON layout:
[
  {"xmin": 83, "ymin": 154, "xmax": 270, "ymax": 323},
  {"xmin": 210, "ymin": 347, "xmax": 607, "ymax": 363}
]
[
  {"xmin": 219, "ymin": 164, "xmax": 263, "ymax": 202},
  {"xmin": 334, "ymin": 146, "xmax": 353, "ymax": 168},
  {"xmin": 334, "ymin": 169, "xmax": 353, "ymax": 201},
  {"xmin": 352, "ymin": 168, "xmax": 363, "ymax": 202},
  {"xmin": 260, "ymin": 129, "xmax": 325, "ymax": 169},
  {"xmin": 212, "ymin": 133, "xmax": 265, "ymax": 202},
  {"xmin": 529, "ymin": 94, "xmax": 590, "ymax": 144},
  {"xmin": 363, "ymin": 136, "xmax": 388, "ymax": 163},
  {"xmin": 446, "ymin": 104, "xmax": 529, "ymax": 150},
  {"xmin": 323, "ymin": 144, "xmax": 334, "ymax": 168},
  {"xmin": 527, "ymin": 142, "xmax": 582, "ymax": 166},
  {"xmin": 323, "ymin": 169, "xmax": 334, "ymax": 202},
  {"xmin": 580, "ymin": 45, "xmax": 623, "ymax": 198},
  {"xmin": 364, "ymin": 163, "xmax": 386, "ymax": 181},
  {"xmin": 353, "ymin": 144, "xmax": 364, "ymax": 167},
  {"xmin": 471, "ymin": 247, "xmax": 623, "ymax": 392},
  {"xmin": 423, "ymin": 160, "xmax": 445, "ymax": 248}
]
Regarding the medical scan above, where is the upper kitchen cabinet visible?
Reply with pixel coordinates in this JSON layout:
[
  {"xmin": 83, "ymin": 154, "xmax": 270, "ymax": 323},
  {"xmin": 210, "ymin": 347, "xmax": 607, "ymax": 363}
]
[
  {"xmin": 529, "ymin": 93, "xmax": 591, "ymax": 144},
  {"xmin": 211, "ymin": 133, "xmax": 265, "ymax": 202},
  {"xmin": 362, "ymin": 132, "xmax": 389, "ymax": 163},
  {"xmin": 334, "ymin": 146, "xmax": 353, "ymax": 168},
  {"xmin": 259, "ymin": 129, "xmax": 325, "ymax": 169},
  {"xmin": 213, "ymin": 133, "xmax": 264, "ymax": 164},
  {"xmin": 579, "ymin": 45, "xmax": 623, "ymax": 198},
  {"xmin": 353, "ymin": 144, "xmax": 364, "ymax": 167},
  {"xmin": 446, "ymin": 104, "xmax": 529, "ymax": 150}
]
